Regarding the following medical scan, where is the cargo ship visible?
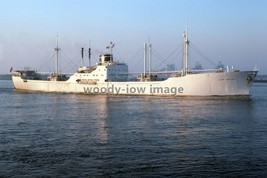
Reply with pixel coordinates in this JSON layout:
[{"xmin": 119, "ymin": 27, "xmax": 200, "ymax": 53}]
[{"xmin": 12, "ymin": 30, "xmax": 258, "ymax": 96}]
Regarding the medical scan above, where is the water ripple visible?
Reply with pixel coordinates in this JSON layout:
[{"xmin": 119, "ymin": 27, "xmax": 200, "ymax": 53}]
[{"xmin": 0, "ymin": 81, "xmax": 267, "ymax": 177}]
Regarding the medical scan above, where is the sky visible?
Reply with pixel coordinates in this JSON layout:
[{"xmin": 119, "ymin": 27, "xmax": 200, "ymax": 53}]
[{"xmin": 0, "ymin": 0, "xmax": 267, "ymax": 74}]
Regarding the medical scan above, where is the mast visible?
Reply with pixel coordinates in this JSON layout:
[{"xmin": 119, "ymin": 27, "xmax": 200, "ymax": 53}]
[
  {"xmin": 148, "ymin": 44, "xmax": 152, "ymax": 75},
  {"xmin": 81, "ymin": 47, "xmax": 84, "ymax": 66},
  {"xmin": 143, "ymin": 43, "xmax": 147, "ymax": 76},
  {"xmin": 106, "ymin": 42, "xmax": 115, "ymax": 55},
  {"xmin": 88, "ymin": 47, "xmax": 91, "ymax": 67},
  {"xmin": 88, "ymin": 40, "xmax": 91, "ymax": 67},
  {"xmin": 106, "ymin": 42, "xmax": 115, "ymax": 63},
  {"xmin": 54, "ymin": 36, "xmax": 60, "ymax": 74},
  {"xmin": 183, "ymin": 28, "xmax": 189, "ymax": 75}
]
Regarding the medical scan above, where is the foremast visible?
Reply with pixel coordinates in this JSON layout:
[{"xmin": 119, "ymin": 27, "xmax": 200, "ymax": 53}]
[{"xmin": 49, "ymin": 36, "xmax": 67, "ymax": 81}]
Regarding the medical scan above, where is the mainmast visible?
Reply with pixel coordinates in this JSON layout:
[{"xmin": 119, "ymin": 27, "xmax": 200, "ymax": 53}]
[
  {"xmin": 143, "ymin": 43, "xmax": 147, "ymax": 76},
  {"xmin": 183, "ymin": 28, "xmax": 189, "ymax": 75},
  {"xmin": 143, "ymin": 42, "xmax": 152, "ymax": 76},
  {"xmin": 54, "ymin": 36, "xmax": 60, "ymax": 74},
  {"xmin": 148, "ymin": 44, "xmax": 152, "ymax": 76}
]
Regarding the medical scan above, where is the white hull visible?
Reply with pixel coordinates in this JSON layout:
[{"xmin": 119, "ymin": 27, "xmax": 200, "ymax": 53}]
[{"xmin": 12, "ymin": 71, "xmax": 257, "ymax": 96}]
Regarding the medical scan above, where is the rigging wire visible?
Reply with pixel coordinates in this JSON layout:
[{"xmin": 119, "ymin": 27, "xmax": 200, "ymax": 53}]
[
  {"xmin": 113, "ymin": 47, "xmax": 122, "ymax": 62},
  {"xmin": 189, "ymin": 42, "xmax": 217, "ymax": 67},
  {"xmin": 127, "ymin": 47, "xmax": 144, "ymax": 72},
  {"xmin": 126, "ymin": 43, "xmax": 183, "ymax": 72},
  {"xmin": 37, "ymin": 50, "xmax": 55, "ymax": 72},
  {"xmin": 153, "ymin": 44, "xmax": 183, "ymax": 71},
  {"xmin": 35, "ymin": 38, "xmax": 218, "ymax": 74},
  {"xmin": 36, "ymin": 48, "xmax": 82, "ymax": 73},
  {"xmin": 60, "ymin": 49, "xmax": 79, "ymax": 72}
]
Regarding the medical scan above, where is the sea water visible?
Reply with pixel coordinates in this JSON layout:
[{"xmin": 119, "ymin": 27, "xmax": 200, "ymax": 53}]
[{"xmin": 0, "ymin": 80, "xmax": 267, "ymax": 177}]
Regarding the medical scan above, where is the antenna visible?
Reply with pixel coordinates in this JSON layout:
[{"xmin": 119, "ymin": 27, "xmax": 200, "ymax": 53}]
[{"xmin": 106, "ymin": 42, "xmax": 115, "ymax": 55}]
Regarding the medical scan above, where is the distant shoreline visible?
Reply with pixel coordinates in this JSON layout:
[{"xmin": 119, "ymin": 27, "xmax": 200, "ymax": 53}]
[
  {"xmin": 0, "ymin": 74, "xmax": 12, "ymax": 80},
  {"xmin": 254, "ymin": 75, "xmax": 267, "ymax": 83},
  {"xmin": 254, "ymin": 80, "xmax": 267, "ymax": 83},
  {"xmin": 1, "ymin": 74, "xmax": 267, "ymax": 83}
]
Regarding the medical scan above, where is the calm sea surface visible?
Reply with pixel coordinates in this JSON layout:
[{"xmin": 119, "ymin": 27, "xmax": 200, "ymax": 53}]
[{"xmin": 0, "ymin": 80, "xmax": 267, "ymax": 177}]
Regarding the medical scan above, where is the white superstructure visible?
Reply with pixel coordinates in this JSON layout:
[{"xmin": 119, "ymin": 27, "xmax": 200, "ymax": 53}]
[{"xmin": 12, "ymin": 30, "xmax": 258, "ymax": 96}]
